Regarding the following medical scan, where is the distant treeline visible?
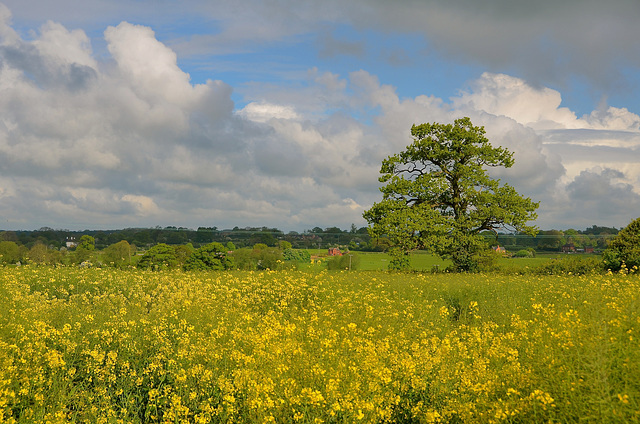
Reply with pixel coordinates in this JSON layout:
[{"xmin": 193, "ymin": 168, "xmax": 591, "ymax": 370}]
[
  {"xmin": 0, "ymin": 226, "xmax": 373, "ymax": 251},
  {"xmin": 0, "ymin": 224, "xmax": 620, "ymax": 252},
  {"xmin": 488, "ymin": 225, "xmax": 620, "ymax": 252}
]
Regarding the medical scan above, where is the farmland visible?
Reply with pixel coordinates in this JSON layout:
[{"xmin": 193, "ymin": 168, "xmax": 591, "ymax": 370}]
[
  {"xmin": 304, "ymin": 250, "xmax": 568, "ymax": 272},
  {"xmin": 1, "ymin": 267, "xmax": 639, "ymax": 423}
]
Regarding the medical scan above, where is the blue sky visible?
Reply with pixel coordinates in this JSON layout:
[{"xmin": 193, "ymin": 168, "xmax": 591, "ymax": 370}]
[{"xmin": 1, "ymin": 0, "xmax": 640, "ymax": 231}]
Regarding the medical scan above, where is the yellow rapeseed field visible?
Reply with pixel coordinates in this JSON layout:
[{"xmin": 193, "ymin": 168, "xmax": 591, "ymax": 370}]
[{"xmin": 0, "ymin": 267, "xmax": 639, "ymax": 423}]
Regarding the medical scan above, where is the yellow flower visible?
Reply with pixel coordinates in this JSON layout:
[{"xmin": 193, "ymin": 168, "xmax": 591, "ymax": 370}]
[{"xmin": 618, "ymin": 394, "xmax": 630, "ymax": 404}]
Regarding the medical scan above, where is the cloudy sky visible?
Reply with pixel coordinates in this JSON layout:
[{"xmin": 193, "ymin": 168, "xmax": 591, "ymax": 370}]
[{"xmin": 1, "ymin": 0, "xmax": 639, "ymax": 232}]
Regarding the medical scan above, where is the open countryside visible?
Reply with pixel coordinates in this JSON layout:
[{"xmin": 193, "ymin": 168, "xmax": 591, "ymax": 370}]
[
  {"xmin": 2, "ymin": 1, "xmax": 640, "ymax": 423},
  {"xmin": 0, "ymin": 119, "xmax": 636, "ymax": 422},
  {"xmin": 0, "ymin": 224, "xmax": 619, "ymax": 270},
  {"xmin": 1, "ymin": 221, "xmax": 639, "ymax": 423}
]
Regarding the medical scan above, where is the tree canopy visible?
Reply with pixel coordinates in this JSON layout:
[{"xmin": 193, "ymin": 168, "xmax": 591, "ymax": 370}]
[
  {"xmin": 603, "ymin": 217, "xmax": 640, "ymax": 271},
  {"xmin": 103, "ymin": 240, "xmax": 133, "ymax": 268},
  {"xmin": 183, "ymin": 242, "xmax": 234, "ymax": 271},
  {"xmin": 363, "ymin": 117, "xmax": 539, "ymax": 271},
  {"xmin": 137, "ymin": 243, "xmax": 178, "ymax": 270}
]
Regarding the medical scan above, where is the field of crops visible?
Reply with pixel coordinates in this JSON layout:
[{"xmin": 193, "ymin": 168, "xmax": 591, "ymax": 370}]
[{"xmin": 1, "ymin": 267, "xmax": 639, "ymax": 423}]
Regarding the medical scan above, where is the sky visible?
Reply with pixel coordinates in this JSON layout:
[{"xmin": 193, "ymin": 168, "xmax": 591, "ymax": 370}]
[{"xmin": 0, "ymin": 0, "xmax": 640, "ymax": 232}]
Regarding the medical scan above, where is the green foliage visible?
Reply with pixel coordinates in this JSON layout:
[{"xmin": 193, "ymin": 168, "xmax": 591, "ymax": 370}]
[
  {"xmin": 137, "ymin": 243, "xmax": 178, "ymax": 270},
  {"xmin": 233, "ymin": 247, "xmax": 294, "ymax": 270},
  {"xmin": 26, "ymin": 243, "xmax": 63, "ymax": 265},
  {"xmin": 27, "ymin": 242, "xmax": 48, "ymax": 265},
  {"xmin": 278, "ymin": 240, "xmax": 293, "ymax": 250},
  {"xmin": 388, "ymin": 247, "xmax": 410, "ymax": 270},
  {"xmin": 73, "ymin": 248, "xmax": 93, "ymax": 264},
  {"xmin": 174, "ymin": 243, "xmax": 195, "ymax": 266},
  {"xmin": 74, "ymin": 235, "xmax": 96, "ymax": 264},
  {"xmin": 251, "ymin": 231, "xmax": 277, "ymax": 246},
  {"xmin": 0, "ymin": 241, "xmax": 26, "ymax": 264},
  {"xmin": 232, "ymin": 248, "xmax": 258, "ymax": 270},
  {"xmin": 78, "ymin": 235, "xmax": 95, "ymax": 251},
  {"xmin": 327, "ymin": 252, "xmax": 360, "ymax": 270},
  {"xmin": 364, "ymin": 117, "xmax": 539, "ymax": 272},
  {"xmin": 533, "ymin": 256, "xmax": 603, "ymax": 275},
  {"xmin": 602, "ymin": 217, "xmax": 640, "ymax": 272},
  {"xmin": 283, "ymin": 248, "xmax": 311, "ymax": 263},
  {"xmin": 254, "ymin": 247, "xmax": 288, "ymax": 270},
  {"xmin": 183, "ymin": 242, "xmax": 234, "ymax": 271},
  {"xmin": 602, "ymin": 250, "xmax": 622, "ymax": 272},
  {"xmin": 474, "ymin": 248, "xmax": 503, "ymax": 272},
  {"xmin": 514, "ymin": 248, "xmax": 535, "ymax": 258},
  {"xmin": 0, "ymin": 231, "xmax": 18, "ymax": 242},
  {"xmin": 103, "ymin": 240, "xmax": 133, "ymax": 268},
  {"xmin": 369, "ymin": 237, "xmax": 392, "ymax": 252}
]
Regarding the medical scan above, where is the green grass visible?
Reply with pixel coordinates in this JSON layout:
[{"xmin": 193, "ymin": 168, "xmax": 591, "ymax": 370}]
[
  {"xmin": 300, "ymin": 249, "xmax": 583, "ymax": 272},
  {"xmin": 497, "ymin": 253, "xmax": 601, "ymax": 272},
  {"xmin": 497, "ymin": 256, "xmax": 561, "ymax": 270},
  {"xmin": 299, "ymin": 250, "xmax": 451, "ymax": 271},
  {"xmin": 356, "ymin": 251, "xmax": 452, "ymax": 271}
]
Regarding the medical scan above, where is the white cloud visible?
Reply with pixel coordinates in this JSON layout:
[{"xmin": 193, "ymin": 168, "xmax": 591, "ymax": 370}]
[
  {"xmin": 559, "ymin": 167, "xmax": 640, "ymax": 228},
  {"xmin": 121, "ymin": 194, "xmax": 159, "ymax": 216},
  {"xmin": 105, "ymin": 22, "xmax": 192, "ymax": 106},
  {"xmin": 32, "ymin": 20, "xmax": 96, "ymax": 69},
  {"xmin": 453, "ymin": 73, "xmax": 581, "ymax": 130},
  {"xmin": 239, "ymin": 102, "xmax": 300, "ymax": 122},
  {"xmin": 0, "ymin": 4, "xmax": 639, "ymax": 231},
  {"xmin": 0, "ymin": 3, "xmax": 18, "ymax": 44},
  {"xmin": 0, "ymin": 14, "xmax": 245, "ymax": 228},
  {"xmin": 583, "ymin": 106, "xmax": 640, "ymax": 131}
]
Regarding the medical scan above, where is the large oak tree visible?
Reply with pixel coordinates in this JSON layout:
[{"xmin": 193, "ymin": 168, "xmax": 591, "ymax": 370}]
[{"xmin": 363, "ymin": 117, "xmax": 539, "ymax": 271}]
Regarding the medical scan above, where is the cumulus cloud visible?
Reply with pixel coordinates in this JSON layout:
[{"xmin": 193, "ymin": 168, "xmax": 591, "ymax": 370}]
[
  {"xmin": 0, "ymin": 13, "xmax": 241, "ymax": 228},
  {"xmin": 562, "ymin": 168, "xmax": 640, "ymax": 228},
  {"xmin": 0, "ymin": 10, "xmax": 380, "ymax": 230},
  {"xmin": 121, "ymin": 194, "xmax": 159, "ymax": 217},
  {"xmin": 238, "ymin": 102, "xmax": 300, "ymax": 122},
  {"xmin": 1, "ymin": 2, "xmax": 639, "ymax": 231},
  {"xmin": 453, "ymin": 73, "xmax": 580, "ymax": 130},
  {"xmin": 583, "ymin": 106, "xmax": 640, "ymax": 131}
]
